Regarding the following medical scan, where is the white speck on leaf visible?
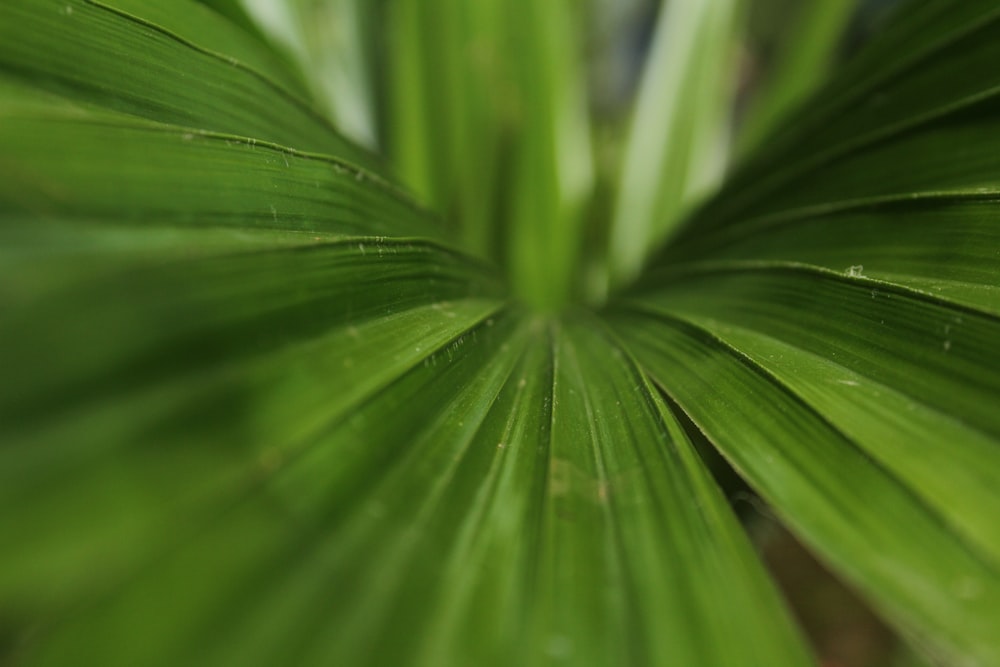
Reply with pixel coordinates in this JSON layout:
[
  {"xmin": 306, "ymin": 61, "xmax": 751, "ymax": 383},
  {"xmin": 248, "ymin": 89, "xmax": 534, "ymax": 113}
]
[{"xmin": 846, "ymin": 265, "xmax": 864, "ymax": 277}]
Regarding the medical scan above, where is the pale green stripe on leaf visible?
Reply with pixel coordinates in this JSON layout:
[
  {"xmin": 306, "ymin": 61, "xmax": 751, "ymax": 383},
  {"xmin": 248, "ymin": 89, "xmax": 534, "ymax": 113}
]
[
  {"xmin": 609, "ymin": 0, "xmax": 742, "ymax": 286},
  {"xmin": 239, "ymin": 0, "xmax": 380, "ymax": 147}
]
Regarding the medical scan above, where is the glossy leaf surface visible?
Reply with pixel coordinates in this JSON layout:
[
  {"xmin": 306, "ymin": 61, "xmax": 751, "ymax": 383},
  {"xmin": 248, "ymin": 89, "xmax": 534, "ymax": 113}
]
[{"xmin": 2, "ymin": 1, "xmax": 999, "ymax": 666}]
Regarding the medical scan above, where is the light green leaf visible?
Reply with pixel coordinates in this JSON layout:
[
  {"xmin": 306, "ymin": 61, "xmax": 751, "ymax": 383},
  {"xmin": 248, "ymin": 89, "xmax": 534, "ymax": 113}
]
[
  {"xmin": 195, "ymin": 0, "xmax": 271, "ymax": 40},
  {"xmin": 609, "ymin": 0, "xmax": 742, "ymax": 286},
  {"xmin": 381, "ymin": 0, "xmax": 593, "ymax": 309},
  {"xmin": 237, "ymin": 0, "xmax": 380, "ymax": 148}
]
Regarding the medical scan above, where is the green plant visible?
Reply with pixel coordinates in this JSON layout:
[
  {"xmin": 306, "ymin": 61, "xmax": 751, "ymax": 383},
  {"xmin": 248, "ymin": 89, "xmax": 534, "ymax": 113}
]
[{"xmin": 1, "ymin": 0, "xmax": 998, "ymax": 665}]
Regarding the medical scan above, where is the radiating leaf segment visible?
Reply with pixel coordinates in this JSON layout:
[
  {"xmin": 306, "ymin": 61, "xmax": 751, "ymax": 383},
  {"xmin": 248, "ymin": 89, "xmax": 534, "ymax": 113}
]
[{"xmin": 1, "ymin": 1, "xmax": 999, "ymax": 666}]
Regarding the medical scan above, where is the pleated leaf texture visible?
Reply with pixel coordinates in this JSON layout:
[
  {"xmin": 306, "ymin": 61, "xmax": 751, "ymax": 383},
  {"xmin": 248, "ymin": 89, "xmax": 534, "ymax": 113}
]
[{"xmin": 2, "ymin": 1, "xmax": 999, "ymax": 666}]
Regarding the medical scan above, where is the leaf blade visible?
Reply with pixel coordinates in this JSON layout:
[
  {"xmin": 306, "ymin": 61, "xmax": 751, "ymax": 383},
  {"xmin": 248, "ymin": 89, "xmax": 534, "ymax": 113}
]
[
  {"xmin": 0, "ymin": 0, "xmax": 380, "ymax": 170},
  {"xmin": 613, "ymin": 261, "xmax": 1000, "ymax": 664}
]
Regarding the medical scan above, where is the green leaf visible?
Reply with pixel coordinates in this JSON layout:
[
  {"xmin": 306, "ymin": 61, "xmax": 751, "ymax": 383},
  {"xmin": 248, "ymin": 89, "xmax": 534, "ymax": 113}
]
[
  {"xmin": 3, "ymin": 0, "xmax": 1000, "ymax": 665},
  {"xmin": 0, "ymin": 3, "xmax": 811, "ymax": 664},
  {"xmin": 737, "ymin": 0, "xmax": 859, "ymax": 156},
  {"xmin": 609, "ymin": 2, "xmax": 1000, "ymax": 661},
  {"xmin": 610, "ymin": 266, "xmax": 1000, "ymax": 664},
  {"xmin": 687, "ymin": 0, "xmax": 1000, "ymax": 236},
  {"xmin": 608, "ymin": 0, "xmax": 742, "ymax": 286},
  {"xmin": 0, "ymin": 0, "xmax": 378, "ymax": 170},
  {"xmin": 659, "ymin": 197, "xmax": 1000, "ymax": 315},
  {"xmin": 0, "ymin": 83, "xmax": 434, "ymax": 243},
  {"xmin": 0, "ymin": 85, "xmax": 812, "ymax": 663},
  {"xmin": 381, "ymin": 0, "xmax": 594, "ymax": 309},
  {"xmin": 195, "ymin": 0, "xmax": 270, "ymax": 40},
  {"xmin": 2, "ymin": 303, "xmax": 812, "ymax": 665},
  {"xmin": 237, "ymin": 0, "xmax": 380, "ymax": 148}
]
